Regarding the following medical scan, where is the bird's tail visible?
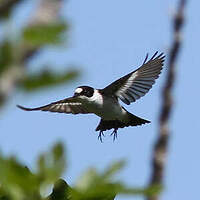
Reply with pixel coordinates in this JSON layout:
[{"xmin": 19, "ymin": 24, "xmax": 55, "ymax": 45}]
[
  {"xmin": 96, "ymin": 112, "xmax": 150, "ymax": 132},
  {"xmin": 126, "ymin": 112, "xmax": 150, "ymax": 127}
]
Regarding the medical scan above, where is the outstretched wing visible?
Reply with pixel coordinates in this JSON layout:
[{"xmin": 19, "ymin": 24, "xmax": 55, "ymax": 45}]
[
  {"xmin": 17, "ymin": 97, "xmax": 90, "ymax": 114},
  {"xmin": 102, "ymin": 52, "xmax": 165, "ymax": 105}
]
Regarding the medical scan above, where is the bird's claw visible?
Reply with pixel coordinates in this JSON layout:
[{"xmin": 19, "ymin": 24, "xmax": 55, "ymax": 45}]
[
  {"xmin": 98, "ymin": 129, "xmax": 118, "ymax": 142},
  {"xmin": 98, "ymin": 130, "xmax": 105, "ymax": 142},
  {"xmin": 110, "ymin": 128, "xmax": 118, "ymax": 141}
]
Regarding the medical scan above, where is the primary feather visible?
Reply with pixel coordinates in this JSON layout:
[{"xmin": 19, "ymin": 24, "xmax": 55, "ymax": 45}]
[{"xmin": 102, "ymin": 52, "xmax": 165, "ymax": 105}]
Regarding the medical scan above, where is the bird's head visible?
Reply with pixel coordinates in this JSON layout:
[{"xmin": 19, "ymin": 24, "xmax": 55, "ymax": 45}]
[{"xmin": 73, "ymin": 86, "xmax": 95, "ymax": 99}]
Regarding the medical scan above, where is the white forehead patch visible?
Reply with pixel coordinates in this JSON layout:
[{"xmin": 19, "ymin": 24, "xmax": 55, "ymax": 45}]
[{"xmin": 75, "ymin": 87, "xmax": 83, "ymax": 94}]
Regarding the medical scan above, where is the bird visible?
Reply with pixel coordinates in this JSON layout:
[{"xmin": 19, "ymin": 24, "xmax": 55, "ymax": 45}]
[{"xmin": 17, "ymin": 52, "xmax": 165, "ymax": 142}]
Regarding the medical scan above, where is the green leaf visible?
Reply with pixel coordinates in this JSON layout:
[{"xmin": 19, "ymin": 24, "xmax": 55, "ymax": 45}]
[
  {"xmin": 73, "ymin": 161, "xmax": 123, "ymax": 199},
  {"xmin": 22, "ymin": 23, "xmax": 68, "ymax": 46},
  {"xmin": 102, "ymin": 160, "xmax": 126, "ymax": 181},
  {"xmin": 0, "ymin": 146, "xmax": 161, "ymax": 200},
  {"xmin": 37, "ymin": 143, "xmax": 66, "ymax": 187},
  {"xmin": 20, "ymin": 69, "xmax": 80, "ymax": 91},
  {"xmin": 72, "ymin": 160, "xmax": 161, "ymax": 200},
  {"xmin": 0, "ymin": 154, "xmax": 40, "ymax": 200},
  {"xmin": 75, "ymin": 168, "xmax": 99, "ymax": 192},
  {"xmin": 0, "ymin": 186, "xmax": 12, "ymax": 200},
  {"xmin": 47, "ymin": 179, "xmax": 72, "ymax": 200},
  {"xmin": 0, "ymin": 41, "xmax": 13, "ymax": 74},
  {"xmin": 0, "ymin": 143, "xmax": 67, "ymax": 200}
]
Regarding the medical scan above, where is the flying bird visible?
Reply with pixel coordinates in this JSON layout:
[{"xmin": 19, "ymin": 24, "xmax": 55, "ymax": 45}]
[{"xmin": 17, "ymin": 52, "xmax": 165, "ymax": 142}]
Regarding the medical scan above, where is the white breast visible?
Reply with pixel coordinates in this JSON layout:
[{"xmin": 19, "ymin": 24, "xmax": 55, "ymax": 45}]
[{"xmin": 84, "ymin": 89, "xmax": 126, "ymax": 120}]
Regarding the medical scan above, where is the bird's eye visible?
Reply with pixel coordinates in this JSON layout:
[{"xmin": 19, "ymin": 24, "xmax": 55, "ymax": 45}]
[
  {"xmin": 83, "ymin": 90, "xmax": 93, "ymax": 97},
  {"xmin": 87, "ymin": 91, "xmax": 92, "ymax": 97}
]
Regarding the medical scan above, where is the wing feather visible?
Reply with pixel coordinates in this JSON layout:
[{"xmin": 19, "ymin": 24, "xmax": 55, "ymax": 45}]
[
  {"xmin": 17, "ymin": 97, "xmax": 90, "ymax": 114},
  {"xmin": 102, "ymin": 52, "xmax": 165, "ymax": 104}
]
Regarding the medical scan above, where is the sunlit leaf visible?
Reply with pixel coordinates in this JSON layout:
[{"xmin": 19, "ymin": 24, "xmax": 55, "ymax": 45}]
[
  {"xmin": 22, "ymin": 23, "xmax": 68, "ymax": 46},
  {"xmin": 102, "ymin": 160, "xmax": 126, "ymax": 181},
  {"xmin": 0, "ymin": 156, "xmax": 39, "ymax": 192},
  {"xmin": 0, "ymin": 146, "xmax": 161, "ymax": 200},
  {"xmin": 37, "ymin": 143, "xmax": 66, "ymax": 187},
  {"xmin": 72, "ymin": 160, "xmax": 161, "ymax": 200},
  {"xmin": 74, "ymin": 162, "xmax": 122, "ymax": 199},
  {"xmin": 0, "ymin": 143, "xmax": 67, "ymax": 200},
  {"xmin": 20, "ymin": 69, "xmax": 80, "ymax": 91},
  {"xmin": 75, "ymin": 168, "xmax": 99, "ymax": 192},
  {"xmin": 0, "ymin": 154, "xmax": 40, "ymax": 200}
]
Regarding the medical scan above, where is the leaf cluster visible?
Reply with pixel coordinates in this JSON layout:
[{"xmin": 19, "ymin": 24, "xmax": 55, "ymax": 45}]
[
  {"xmin": 0, "ymin": 143, "xmax": 161, "ymax": 200},
  {"xmin": 0, "ymin": 0, "xmax": 80, "ymax": 109},
  {"xmin": 0, "ymin": 143, "xmax": 65, "ymax": 200}
]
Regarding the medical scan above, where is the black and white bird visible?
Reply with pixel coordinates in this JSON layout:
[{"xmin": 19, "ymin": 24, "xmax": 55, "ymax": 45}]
[{"xmin": 17, "ymin": 52, "xmax": 165, "ymax": 141}]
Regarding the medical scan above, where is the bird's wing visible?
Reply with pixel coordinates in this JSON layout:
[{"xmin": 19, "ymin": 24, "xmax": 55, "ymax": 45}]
[
  {"xmin": 102, "ymin": 52, "xmax": 165, "ymax": 105},
  {"xmin": 17, "ymin": 97, "xmax": 90, "ymax": 114}
]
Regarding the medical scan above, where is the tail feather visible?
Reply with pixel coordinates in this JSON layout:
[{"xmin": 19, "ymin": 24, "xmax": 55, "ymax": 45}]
[
  {"xmin": 95, "ymin": 113, "xmax": 150, "ymax": 132},
  {"xmin": 126, "ymin": 112, "xmax": 150, "ymax": 126}
]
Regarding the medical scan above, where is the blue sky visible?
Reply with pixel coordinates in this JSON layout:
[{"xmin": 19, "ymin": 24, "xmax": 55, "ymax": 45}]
[{"xmin": 1, "ymin": 0, "xmax": 199, "ymax": 200}]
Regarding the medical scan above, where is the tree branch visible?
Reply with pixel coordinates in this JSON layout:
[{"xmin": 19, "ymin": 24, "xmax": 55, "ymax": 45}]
[
  {"xmin": 0, "ymin": 0, "xmax": 64, "ymax": 108},
  {"xmin": 146, "ymin": 1, "xmax": 186, "ymax": 200},
  {"xmin": 0, "ymin": 0, "xmax": 22, "ymax": 19},
  {"xmin": 21, "ymin": 0, "xmax": 64, "ymax": 62}
]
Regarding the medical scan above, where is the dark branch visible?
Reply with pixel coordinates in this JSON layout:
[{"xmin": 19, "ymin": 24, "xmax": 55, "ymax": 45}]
[
  {"xmin": 0, "ymin": 0, "xmax": 22, "ymax": 19},
  {"xmin": 0, "ymin": 0, "xmax": 64, "ymax": 108},
  {"xmin": 146, "ymin": 1, "xmax": 186, "ymax": 200},
  {"xmin": 20, "ymin": 0, "xmax": 64, "ymax": 62}
]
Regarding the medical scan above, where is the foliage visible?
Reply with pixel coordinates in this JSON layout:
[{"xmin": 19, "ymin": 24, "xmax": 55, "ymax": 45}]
[
  {"xmin": 21, "ymin": 69, "xmax": 80, "ymax": 91},
  {"xmin": 0, "ymin": 0, "xmax": 80, "ymax": 108},
  {"xmin": 0, "ymin": 143, "xmax": 161, "ymax": 200},
  {"xmin": 0, "ymin": 143, "xmax": 65, "ymax": 200},
  {"xmin": 22, "ymin": 23, "xmax": 68, "ymax": 46},
  {"xmin": 0, "ymin": 41, "xmax": 13, "ymax": 74}
]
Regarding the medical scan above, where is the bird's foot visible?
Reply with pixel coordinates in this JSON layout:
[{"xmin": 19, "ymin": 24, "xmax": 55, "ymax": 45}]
[
  {"xmin": 110, "ymin": 128, "xmax": 118, "ymax": 141},
  {"xmin": 98, "ymin": 130, "xmax": 105, "ymax": 142}
]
